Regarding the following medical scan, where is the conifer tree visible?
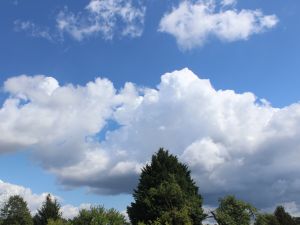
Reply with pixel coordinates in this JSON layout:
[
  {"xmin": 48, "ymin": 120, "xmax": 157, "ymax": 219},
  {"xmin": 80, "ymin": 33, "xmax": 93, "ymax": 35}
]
[
  {"xmin": 274, "ymin": 206, "xmax": 296, "ymax": 225},
  {"xmin": 34, "ymin": 194, "xmax": 62, "ymax": 225},
  {"xmin": 127, "ymin": 148, "xmax": 205, "ymax": 225}
]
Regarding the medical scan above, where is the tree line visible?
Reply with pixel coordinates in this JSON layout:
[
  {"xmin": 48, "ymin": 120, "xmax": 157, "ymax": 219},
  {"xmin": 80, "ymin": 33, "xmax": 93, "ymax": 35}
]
[{"xmin": 0, "ymin": 148, "xmax": 299, "ymax": 225}]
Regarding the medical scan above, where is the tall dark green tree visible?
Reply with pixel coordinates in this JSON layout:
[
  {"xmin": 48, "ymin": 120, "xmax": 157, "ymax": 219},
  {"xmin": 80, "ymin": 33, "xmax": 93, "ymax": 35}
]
[
  {"xmin": 0, "ymin": 195, "xmax": 33, "ymax": 225},
  {"xmin": 127, "ymin": 148, "xmax": 205, "ymax": 225},
  {"xmin": 274, "ymin": 206, "xmax": 296, "ymax": 225},
  {"xmin": 34, "ymin": 194, "xmax": 62, "ymax": 225}
]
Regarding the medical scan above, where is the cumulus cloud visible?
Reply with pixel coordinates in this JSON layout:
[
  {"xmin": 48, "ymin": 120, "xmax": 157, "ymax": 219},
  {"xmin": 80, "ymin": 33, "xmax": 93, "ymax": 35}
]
[
  {"xmin": 159, "ymin": 0, "xmax": 278, "ymax": 49},
  {"xmin": 0, "ymin": 180, "xmax": 89, "ymax": 218},
  {"xmin": 15, "ymin": 0, "xmax": 145, "ymax": 41},
  {"xmin": 1, "ymin": 68, "xmax": 300, "ymax": 210}
]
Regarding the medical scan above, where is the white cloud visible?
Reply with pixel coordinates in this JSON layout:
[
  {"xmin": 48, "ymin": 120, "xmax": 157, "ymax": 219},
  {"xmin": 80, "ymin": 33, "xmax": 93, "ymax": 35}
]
[
  {"xmin": 221, "ymin": 0, "xmax": 237, "ymax": 7},
  {"xmin": 1, "ymin": 68, "xmax": 300, "ymax": 210},
  {"xmin": 159, "ymin": 0, "xmax": 278, "ymax": 49},
  {"xmin": 0, "ymin": 180, "xmax": 89, "ymax": 218},
  {"xmin": 61, "ymin": 203, "xmax": 91, "ymax": 219},
  {"xmin": 15, "ymin": 0, "xmax": 145, "ymax": 41},
  {"xmin": 14, "ymin": 20, "xmax": 54, "ymax": 41}
]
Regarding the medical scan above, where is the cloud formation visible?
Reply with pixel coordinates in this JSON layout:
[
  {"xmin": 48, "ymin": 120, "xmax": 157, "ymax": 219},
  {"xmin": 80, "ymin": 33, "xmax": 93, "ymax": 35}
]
[
  {"xmin": 14, "ymin": 20, "xmax": 54, "ymax": 41},
  {"xmin": 0, "ymin": 180, "xmax": 89, "ymax": 219},
  {"xmin": 1, "ymin": 68, "xmax": 300, "ymax": 210},
  {"xmin": 14, "ymin": 0, "xmax": 145, "ymax": 41},
  {"xmin": 57, "ymin": 0, "xmax": 145, "ymax": 40},
  {"xmin": 159, "ymin": 0, "xmax": 278, "ymax": 49}
]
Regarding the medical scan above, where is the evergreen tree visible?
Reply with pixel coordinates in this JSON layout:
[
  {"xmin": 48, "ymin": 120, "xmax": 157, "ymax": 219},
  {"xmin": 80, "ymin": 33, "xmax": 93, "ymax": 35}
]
[
  {"xmin": 0, "ymin": 195, "xmax": 33, "ymax": 225},
  {"xmin": 274, "ymin": 206, "xmax": 296, "ymax": 225},
  {"xmin": 127, "ymin": 148, "xmax": 205, "ymax": 225},
  {"xmin": 34, "ymin": 194, "xmax": 62, "ymax": 225}
]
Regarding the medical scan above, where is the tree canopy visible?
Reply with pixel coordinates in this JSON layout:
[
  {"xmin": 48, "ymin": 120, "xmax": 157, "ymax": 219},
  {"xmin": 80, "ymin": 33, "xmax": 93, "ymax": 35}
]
[
  {"xmin": 255, "ymin": 213, "xmax": 280, "ymax": 225},
  {"xmin": 127, "ymin": 148, "xmax": 205, "ymax": 225},
  {"xmin": 0, "ymin": 195, "xmax": 33, "ymax": 225},
  {"xmin": 274, "ymin": 206, "xmax": 297, "ymax": 225},
  {"xmin": 34, "ymin": 194, "xmax": 62, "ymax": 225},
  {"xmin": 72, "ymin": 206, "xmax": 128, "ymax": 225},
  {"xmin": 211, "ymin": 195, "xmax": 257, "ymax": 225}
]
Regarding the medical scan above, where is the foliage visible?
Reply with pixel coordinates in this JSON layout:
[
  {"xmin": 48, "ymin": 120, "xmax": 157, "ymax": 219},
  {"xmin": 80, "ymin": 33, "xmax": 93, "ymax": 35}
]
[
  {"xmin": 212, "ymin": 195, "xmax": 257, "ymax": 225},
  {"xmin": 254, "ymin": 206, "xmax": 299, "ymax": 225},
  {"xmin": 71, "ymin": 205, "xmax": 127, "ymax": 225},
  {"xmin": 47, "ymin": 219, "xmax": 70, "ymax": 225},
  {"xmin": 127, "ymin": 148, "xmax": 205, "ymax": 225},
  {"xmin": 274, "ymin": 206, "xmax": 296, "ymax": 225},
  {"xmin": 254, "ymin": 213, "xmax": 280, "ymax": 225},
  {"xmin": 0, "ymin": 195, "xmax": 33, "ymax": 225},
  {"xmin": 34, "ymin": 194, "xmax": 62, "ymax": 225},
  {"xmin": 294, "ymin": 217, "xmax": 300, "ymax": 225}
]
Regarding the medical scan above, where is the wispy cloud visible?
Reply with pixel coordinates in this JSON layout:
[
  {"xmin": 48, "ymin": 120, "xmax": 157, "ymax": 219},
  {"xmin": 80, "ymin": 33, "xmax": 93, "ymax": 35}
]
[
  {"xmin": 159, "ymin": 0, "xmax": 278, "ymax": 49},
  {"xmin": 14, "ymin": 20, "xmax": 55, "ymax": 41},
  {"xmin": 56, "ymin": 0, "xmax": 145, "ymax": 41},
  {"xmin": 14, "ymin": 0, "xmax": 145, "ymax": 42}
]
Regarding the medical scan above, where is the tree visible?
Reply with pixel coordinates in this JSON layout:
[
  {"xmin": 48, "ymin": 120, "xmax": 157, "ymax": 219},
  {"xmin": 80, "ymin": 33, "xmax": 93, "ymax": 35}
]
[
  {"xmin": 255, "ymin": 213, "xmax": 280, "ymax": 225},
  {"xmin": 0, "ymin": 195, "xmax": 33, "ymax": 225},
  {"xmin": 211, "ymin": 195, "xmax": 257, "ymax": 225},
  {"xmin": 127, "ymin": 148, "xmax": 205, "ymax": 225},
  {"xmin": 47, "ymin": 219, "xmax": 70, "ymax": 225},
  {"xmin": 71, "ymin": 206, "xmax": 128, "ymax": 225},
  {"xmin": 34, "ymin": 194, "xmax": 62, "ymax": 225},
  {"xmin": 294, "ymin": 217, "xmax": 300, "ymax": 225},
  {"xmin": 274, "ymin": 206, "xmax": 296, "ymax": 225}
]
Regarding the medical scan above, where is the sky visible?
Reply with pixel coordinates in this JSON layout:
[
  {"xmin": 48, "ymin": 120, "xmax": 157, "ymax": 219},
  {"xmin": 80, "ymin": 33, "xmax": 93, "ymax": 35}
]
[{"xmin": 0, "ymin": 0, "xmax": 300, "ymax": 219}]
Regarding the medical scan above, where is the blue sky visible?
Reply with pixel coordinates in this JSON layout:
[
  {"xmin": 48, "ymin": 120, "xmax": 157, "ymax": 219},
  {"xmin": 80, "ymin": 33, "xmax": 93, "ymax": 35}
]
[{"xmin": 1, "ymin": 0, "xmax": 300, "ymax": 218}]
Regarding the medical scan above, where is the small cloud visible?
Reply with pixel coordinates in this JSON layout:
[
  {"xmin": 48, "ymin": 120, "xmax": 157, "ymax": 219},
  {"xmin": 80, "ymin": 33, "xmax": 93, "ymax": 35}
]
[
  {"xmin": 159, "ymin": 0, "xmax": 278, "ymax": 49},
  {"xmin": 14, "ymin": 20, "xmax": 55, "ymax": 41},
  {"xmin": 221, "ymin": 0, "xmax": 237, "ymax": 7}
]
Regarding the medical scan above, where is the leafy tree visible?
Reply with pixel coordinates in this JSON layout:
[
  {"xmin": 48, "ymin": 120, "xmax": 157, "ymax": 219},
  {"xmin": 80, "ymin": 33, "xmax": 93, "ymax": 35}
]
[
  {"xmin": 71, "ymin": 206, "xmax": 127, "ymax": 225},
  {"xmin": 34, "ymin": 194, "xmax": 62, "ymax": 225},
  {"xmin": 127, "ymin": 148, "xmax": 205, "ymax": 225},
  {"xmin": 274, "ymin": 206, "xmax": 296, "ymax": 225},
  {"xmin": 254, "ymin": 213, "xmax": 280, "ymax": 225},
  {"xmin": 211, "ymin": 195, "xmax": 257, "ymax": 225},
  {"xmin": 47, "ymin": 219, "xmax": 70, "ymax": 225},
  {"xmin": 0, "ymin": 195, "xmax": 33, "ymax": 225}
]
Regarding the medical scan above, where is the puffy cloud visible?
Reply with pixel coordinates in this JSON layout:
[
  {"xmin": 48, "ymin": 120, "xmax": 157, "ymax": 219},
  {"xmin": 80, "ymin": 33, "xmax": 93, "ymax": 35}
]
[
  {"xmin": 0, "ymin": 180, "xmax": 49, "ymax": 214},
  {"xmin": 1, "ymin": 68, "xmax": 300, "ymax": 210},
  {"xmin": 159, "ymin": 0, "xmax": 278, "ymax": 49},
  {"xmin": 61, "ymin": 203, "xmax": 91, "ymax": 219},
  {"xmin": 0, "ymin": 180, "xmax": 89, "ymax": 218}
]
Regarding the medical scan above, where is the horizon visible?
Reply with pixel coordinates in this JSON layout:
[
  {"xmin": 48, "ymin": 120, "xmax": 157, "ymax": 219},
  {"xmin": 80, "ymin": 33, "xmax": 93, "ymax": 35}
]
[{"xmin": 1, "ymin": 0, "xmax": 300, "ymax": 220}]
